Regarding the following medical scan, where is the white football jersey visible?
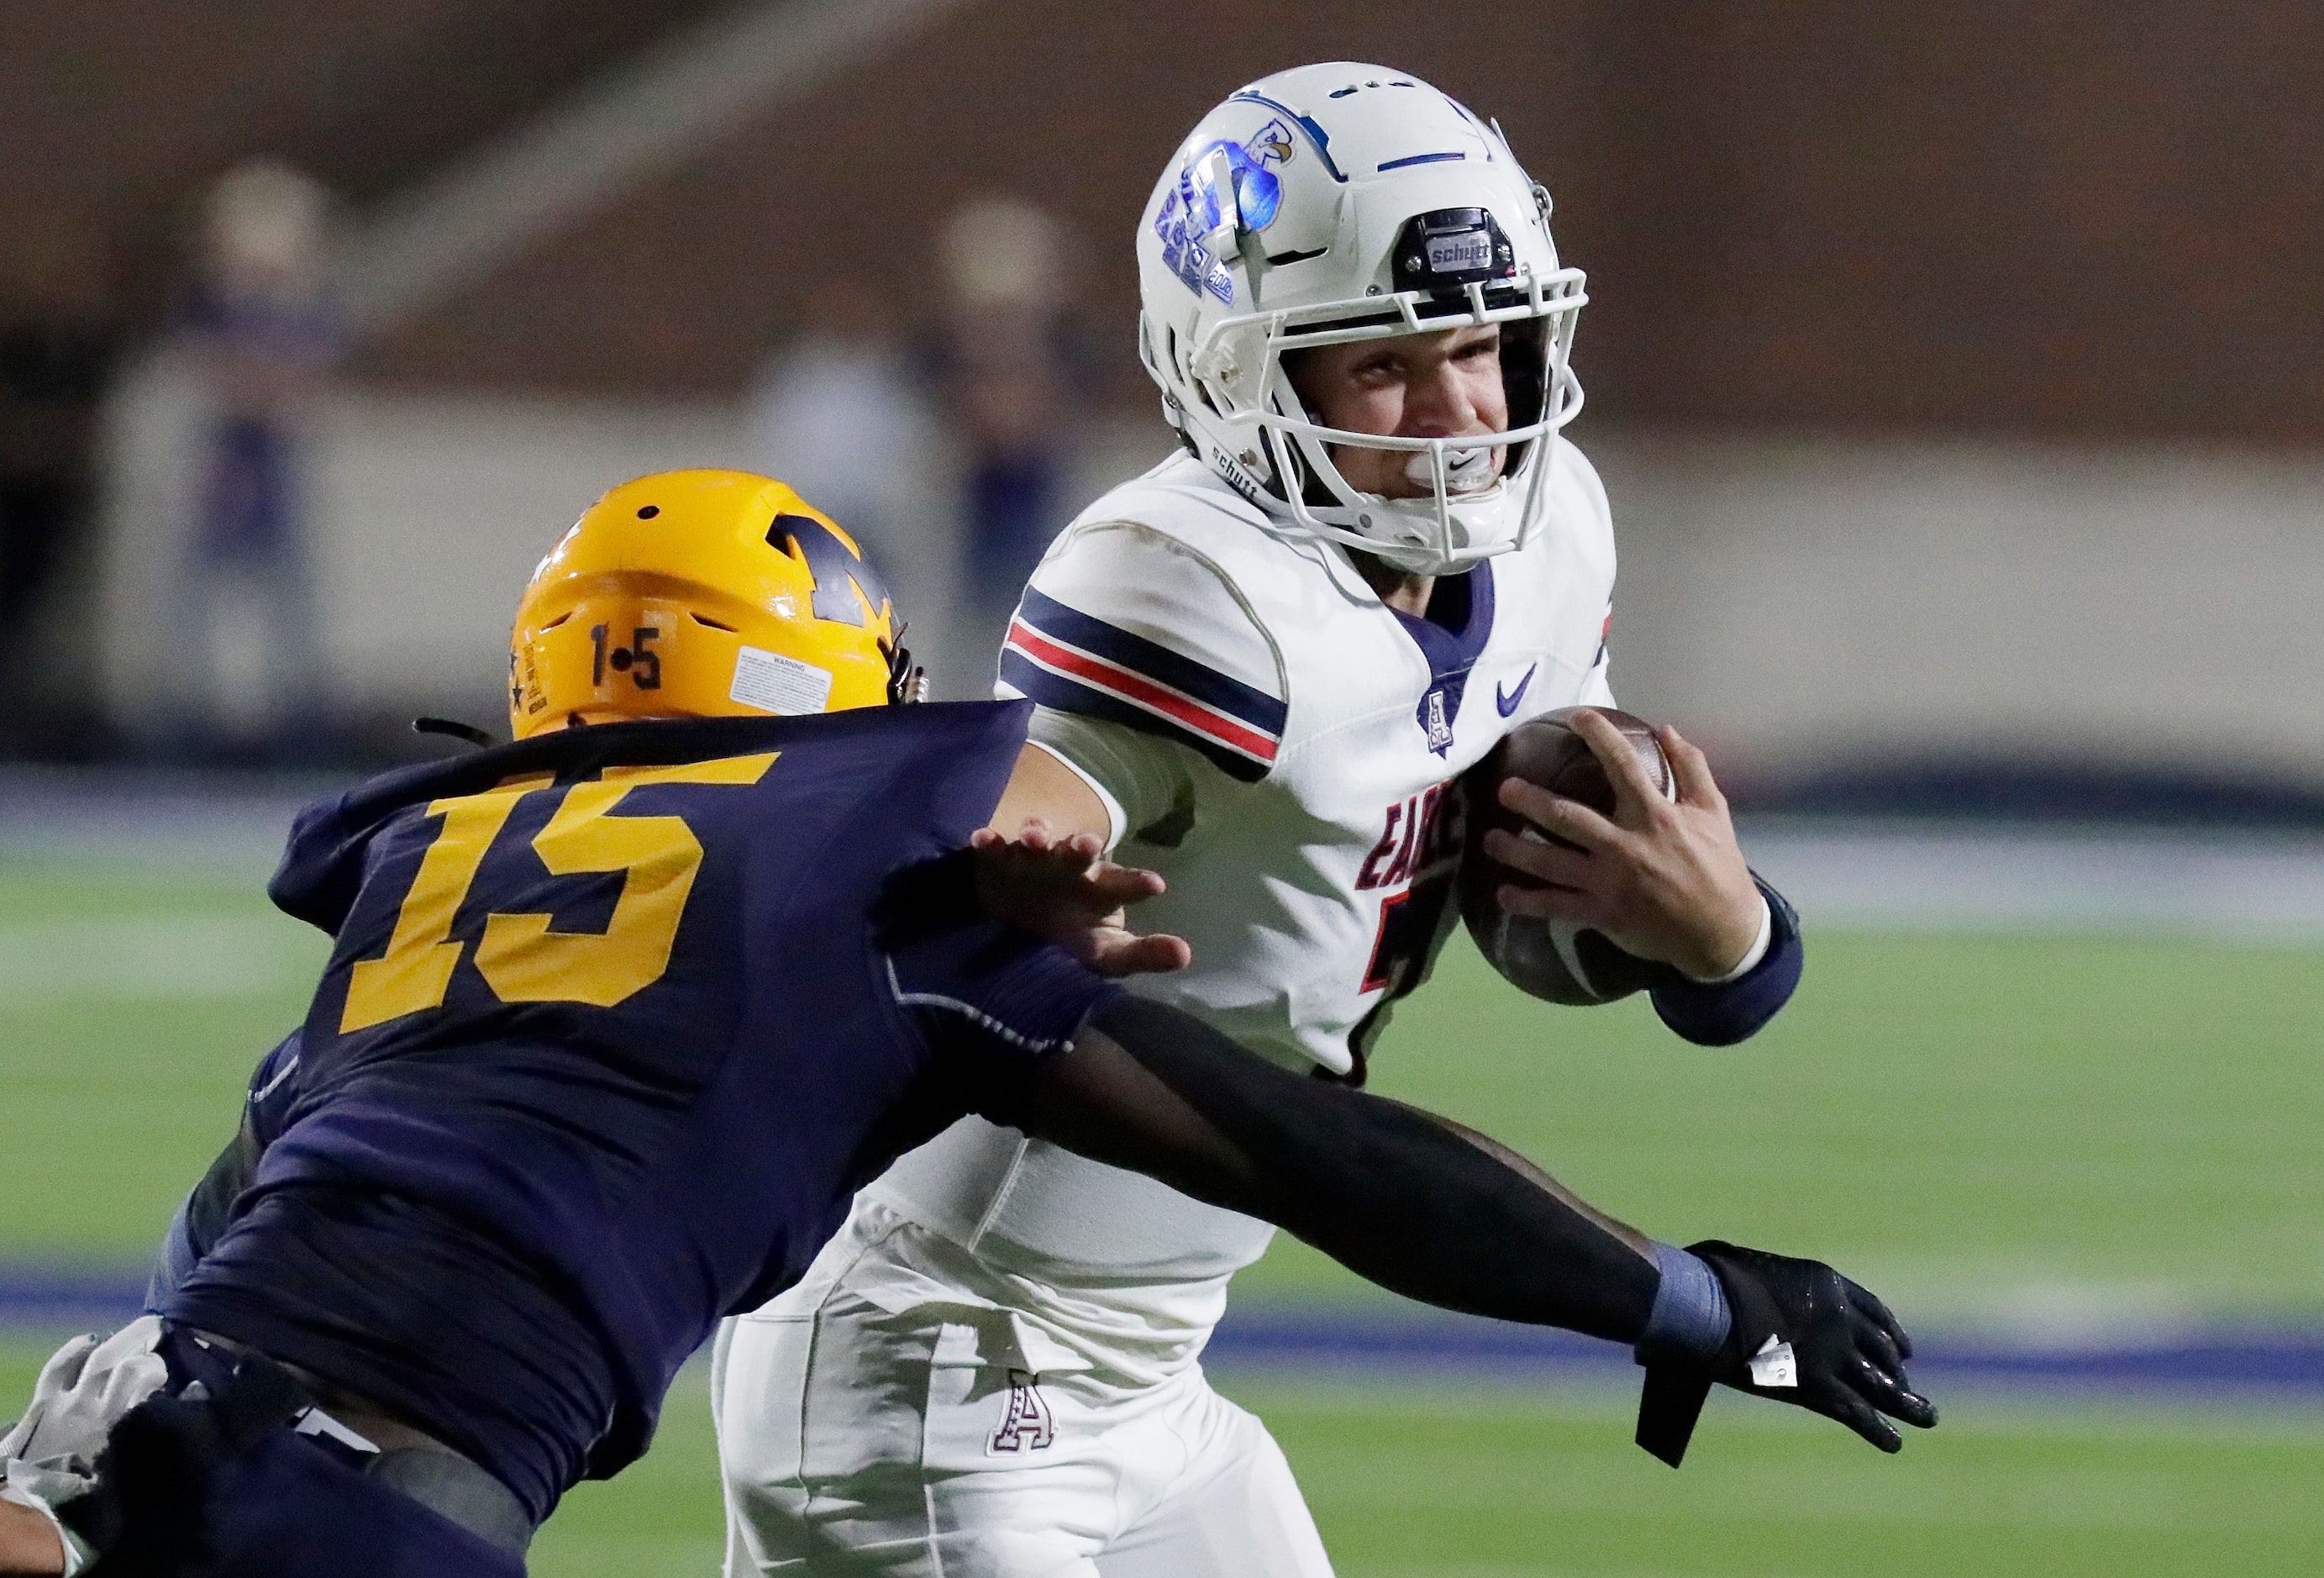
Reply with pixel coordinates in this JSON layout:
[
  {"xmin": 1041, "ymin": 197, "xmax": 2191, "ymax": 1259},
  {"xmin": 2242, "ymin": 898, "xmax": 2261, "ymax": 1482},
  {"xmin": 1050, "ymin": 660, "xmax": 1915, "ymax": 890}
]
[{"xmin": 853, "ymin": 442, "xmax": 1617, "ymax": 1365}]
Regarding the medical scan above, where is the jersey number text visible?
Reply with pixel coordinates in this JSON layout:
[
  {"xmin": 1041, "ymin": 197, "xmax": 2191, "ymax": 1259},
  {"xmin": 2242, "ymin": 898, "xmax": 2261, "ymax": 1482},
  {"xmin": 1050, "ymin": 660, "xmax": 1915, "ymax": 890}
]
[{"xmin": 339, "ymin": 753, "xmax": 777, "ymax": 1032}]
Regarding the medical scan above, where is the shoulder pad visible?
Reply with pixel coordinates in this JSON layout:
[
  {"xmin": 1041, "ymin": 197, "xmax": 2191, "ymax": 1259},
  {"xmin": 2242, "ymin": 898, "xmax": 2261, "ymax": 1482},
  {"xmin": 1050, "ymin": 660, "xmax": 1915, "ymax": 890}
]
[
  {"xmin": 1000, "ymin": 520, "xmax": 1287, "ymax": 783},
  {"xmin": 1547, "ymin": 438, "xmax": 1616, "ymax": 555}
]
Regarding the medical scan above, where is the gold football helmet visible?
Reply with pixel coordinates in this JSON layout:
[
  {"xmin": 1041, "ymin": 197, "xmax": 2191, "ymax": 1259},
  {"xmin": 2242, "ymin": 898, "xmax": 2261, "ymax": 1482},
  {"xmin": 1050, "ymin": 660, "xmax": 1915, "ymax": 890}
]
[{"xmin": 508, "ymin": 470, "xmax": 915, "ymax": 739}]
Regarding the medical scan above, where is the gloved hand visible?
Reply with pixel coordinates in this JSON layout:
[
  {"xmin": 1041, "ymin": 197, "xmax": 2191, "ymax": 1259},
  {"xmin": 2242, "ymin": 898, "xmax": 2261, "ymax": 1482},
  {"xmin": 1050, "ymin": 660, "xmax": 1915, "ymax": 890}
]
[
  {"xmin": 1, "ymin": 1318, "xmax": 168, "ymax": 1477},
  {"xmin": 0, "ymin": 1318, "xmax": 166, "ymax": 1576},
  {"xmin": 1635, "ymin": 1242, "xmax": 1935, "ymax": 1467}
]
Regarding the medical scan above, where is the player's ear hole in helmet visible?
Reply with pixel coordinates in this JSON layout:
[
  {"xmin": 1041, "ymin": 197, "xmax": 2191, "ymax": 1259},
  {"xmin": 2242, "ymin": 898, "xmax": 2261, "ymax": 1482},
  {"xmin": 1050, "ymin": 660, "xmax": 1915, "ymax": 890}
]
[{"xmin": 506, "ymin": 470, "xmax": 922, "ymax": 740}]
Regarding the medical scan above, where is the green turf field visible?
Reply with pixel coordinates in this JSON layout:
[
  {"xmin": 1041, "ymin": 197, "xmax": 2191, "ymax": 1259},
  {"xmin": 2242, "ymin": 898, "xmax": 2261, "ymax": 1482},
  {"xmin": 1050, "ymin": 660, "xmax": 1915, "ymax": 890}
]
[
  {"xmin": 3, "ymin": 845, "xmax": 2321, "ymax": 1575},
  {"xmin": 3, "ymin": 1336, "xmax": 2318, "ymax": 1578},
  {"xmin": 534, "ymin": 1370, "xmax": 2324, "ymax": 1578}
]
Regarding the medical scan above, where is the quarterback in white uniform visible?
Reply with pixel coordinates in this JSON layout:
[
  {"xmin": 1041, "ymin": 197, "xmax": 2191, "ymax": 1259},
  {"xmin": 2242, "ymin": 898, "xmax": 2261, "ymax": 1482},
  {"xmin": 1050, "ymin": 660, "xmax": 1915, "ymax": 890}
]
[{"xmin": 718, "ymin": 64, "xmax": 1803, "ymax": 1575}]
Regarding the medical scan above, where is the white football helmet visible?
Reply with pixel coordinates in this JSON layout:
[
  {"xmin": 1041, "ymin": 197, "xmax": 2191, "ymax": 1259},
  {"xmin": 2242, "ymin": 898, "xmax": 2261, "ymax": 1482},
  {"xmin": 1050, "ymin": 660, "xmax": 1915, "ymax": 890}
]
[{"xmin": 1137, "ymin": 63, "xmax": 1587, "ymax": 576}]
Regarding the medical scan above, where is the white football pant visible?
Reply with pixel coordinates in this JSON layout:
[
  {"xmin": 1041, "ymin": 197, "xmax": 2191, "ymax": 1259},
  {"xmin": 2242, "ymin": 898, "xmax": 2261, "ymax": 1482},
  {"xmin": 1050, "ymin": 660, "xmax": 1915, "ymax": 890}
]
[{"xmin": 712, "ymin": 1221, "xmax": 1333, "ymax": 1577}]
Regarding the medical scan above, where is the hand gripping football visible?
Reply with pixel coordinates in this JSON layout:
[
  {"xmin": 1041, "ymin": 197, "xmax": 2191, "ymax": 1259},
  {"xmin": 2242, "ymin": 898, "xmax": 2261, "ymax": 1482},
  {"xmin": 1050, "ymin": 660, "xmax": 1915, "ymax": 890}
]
[{"xmin": 1459, "ymin": 707, "xmax": 1675, "ymax": 1004}]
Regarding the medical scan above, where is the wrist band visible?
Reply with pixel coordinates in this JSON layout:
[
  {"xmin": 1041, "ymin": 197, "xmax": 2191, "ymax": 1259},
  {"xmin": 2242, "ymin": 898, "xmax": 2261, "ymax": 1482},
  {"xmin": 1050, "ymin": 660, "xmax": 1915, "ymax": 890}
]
[
  {"xmin": 1680, "ymin": 894, "xmax": 1775, "ymax": 985},
  {"xmin": 1637, "ymin": 1241, "xmax": 1731, "ymax": 1363}
]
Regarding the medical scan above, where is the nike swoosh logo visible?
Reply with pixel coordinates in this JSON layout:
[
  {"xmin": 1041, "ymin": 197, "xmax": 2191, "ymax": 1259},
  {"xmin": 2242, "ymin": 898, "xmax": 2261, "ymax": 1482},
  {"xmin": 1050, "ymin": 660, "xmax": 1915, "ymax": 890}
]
[{"xmin": 1495, "ymin": 664, "xmax": 1537, "ymax": 717}]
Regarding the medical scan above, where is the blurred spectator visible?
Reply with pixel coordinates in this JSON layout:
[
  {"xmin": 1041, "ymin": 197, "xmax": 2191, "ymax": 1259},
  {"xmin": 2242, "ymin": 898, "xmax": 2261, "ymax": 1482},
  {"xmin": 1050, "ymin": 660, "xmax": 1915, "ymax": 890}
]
[
  {"xmin": 930, "ymin": 195, "xmax": 1097, "ymax": 665},
  {"xmin": 746, "ymin": 280, "xmax": 936, "ymax": 555},
  {"xmin": 160, "ymin": 158, "xmax": 341, "ymax": 763},
  {"xmin": 0, "ymin": 218, "xmax": 116, "ymax": 744}
]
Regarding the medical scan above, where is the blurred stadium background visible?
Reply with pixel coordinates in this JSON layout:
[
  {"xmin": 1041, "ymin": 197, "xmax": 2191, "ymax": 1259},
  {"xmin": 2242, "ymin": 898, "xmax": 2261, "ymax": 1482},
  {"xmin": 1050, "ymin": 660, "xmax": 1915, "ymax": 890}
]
[{"xmin": 4, "ymin": 3, "xmax": 2323, "ymax": 1574}]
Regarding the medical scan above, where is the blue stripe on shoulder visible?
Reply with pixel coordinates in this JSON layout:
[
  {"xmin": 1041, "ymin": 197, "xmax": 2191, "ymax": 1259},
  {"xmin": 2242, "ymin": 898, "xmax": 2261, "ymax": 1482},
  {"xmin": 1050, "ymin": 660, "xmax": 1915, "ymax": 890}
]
[
  {"xmin": 1000, "ymin": 650, "xmax": 1270, "ymax": 784},
  {"xmin": 1016, "ymin": 588, "xmax": 1287, "ymax": 737}
]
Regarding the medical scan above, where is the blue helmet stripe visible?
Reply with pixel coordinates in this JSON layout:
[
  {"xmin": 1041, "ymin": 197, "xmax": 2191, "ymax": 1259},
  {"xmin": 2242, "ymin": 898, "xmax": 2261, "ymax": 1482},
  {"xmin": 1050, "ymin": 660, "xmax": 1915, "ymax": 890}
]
[{"xmin": 1377, "ymin": 151, "xmax": 1466, "ymax": 171}]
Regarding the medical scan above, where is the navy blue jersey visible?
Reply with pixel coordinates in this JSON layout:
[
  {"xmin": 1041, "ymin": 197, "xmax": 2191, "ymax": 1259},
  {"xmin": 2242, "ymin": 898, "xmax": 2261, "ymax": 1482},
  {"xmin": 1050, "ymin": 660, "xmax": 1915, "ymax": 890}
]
[{"xmin": 160, "ymin": 702, "xmax": 1117, "ymax": 1523}]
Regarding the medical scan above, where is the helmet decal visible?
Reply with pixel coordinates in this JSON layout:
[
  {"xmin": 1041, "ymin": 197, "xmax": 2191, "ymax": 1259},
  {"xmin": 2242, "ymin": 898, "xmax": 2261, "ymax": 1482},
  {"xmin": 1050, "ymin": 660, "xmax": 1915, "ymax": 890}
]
[
  {"xmin": 1225, "ymin": 92, "xmax": 1347, "ymax": 181},
  {"xmin": 1154, "ymin": 130, "xmax": 1295, "ymax": 305},
  {"xmin": 766, "ymin": 513, "xmax": 889, "ymax": 627},
  {"xmin": 1251, "ymin": 117, "xmax": 1296, "ymax": 169}
]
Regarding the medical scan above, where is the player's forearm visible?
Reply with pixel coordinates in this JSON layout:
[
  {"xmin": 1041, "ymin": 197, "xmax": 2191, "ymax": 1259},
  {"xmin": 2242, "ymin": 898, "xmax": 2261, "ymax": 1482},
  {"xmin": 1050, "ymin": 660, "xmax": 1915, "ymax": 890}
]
[
  {"xmin": 1028, "ymin": 997, "xmax": 1662, "ymax": 1344},
  {"xmin": 0, "ymin": 1501, "xmax": 62, "ymax": 1576},
  {"xmin": 986, "ymin": 743, "xmax": 1117, "ymax": 843},
  {"xmin": 1426, "ymin": 1112, "xmax": 1655, "ymax": 1258}
]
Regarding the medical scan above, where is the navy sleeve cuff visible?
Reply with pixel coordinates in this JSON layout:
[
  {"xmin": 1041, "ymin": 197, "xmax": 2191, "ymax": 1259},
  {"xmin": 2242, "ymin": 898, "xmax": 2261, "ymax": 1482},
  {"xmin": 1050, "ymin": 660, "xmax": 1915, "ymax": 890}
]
[
  {"xmin": 876, "ymin": 851, "xmax": 1125, "ymax": 1065},
  {"xmin": 1647, "ymin": 877, "xmax": 1802, "ymax": 1047},
  {"xmin": 884, "ymin": 934, "xmax": 1123, "ymax": 1061}
]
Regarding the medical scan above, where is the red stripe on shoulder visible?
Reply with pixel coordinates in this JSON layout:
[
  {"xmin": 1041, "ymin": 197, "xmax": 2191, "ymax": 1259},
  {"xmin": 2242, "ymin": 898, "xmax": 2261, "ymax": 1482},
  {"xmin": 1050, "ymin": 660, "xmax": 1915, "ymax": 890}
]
[{"xmin": 1006, "ymin": 623, "xmax": 1280, "ymax": 763}]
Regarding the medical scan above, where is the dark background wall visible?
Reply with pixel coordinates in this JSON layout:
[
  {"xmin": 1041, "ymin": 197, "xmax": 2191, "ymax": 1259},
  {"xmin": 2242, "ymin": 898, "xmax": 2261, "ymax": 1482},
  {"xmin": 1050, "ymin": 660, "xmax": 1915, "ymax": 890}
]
[{"xmin": 8, "ymin": 0, "xmax": 2323, "ymax": 438}]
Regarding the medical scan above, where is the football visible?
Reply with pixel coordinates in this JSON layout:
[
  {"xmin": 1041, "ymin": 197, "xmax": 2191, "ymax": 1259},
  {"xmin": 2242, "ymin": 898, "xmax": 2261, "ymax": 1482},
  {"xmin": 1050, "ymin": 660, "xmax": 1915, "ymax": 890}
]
[{"xmin": 1459, "ymin": 707, "xmax": 1675, "ymax": 1004}]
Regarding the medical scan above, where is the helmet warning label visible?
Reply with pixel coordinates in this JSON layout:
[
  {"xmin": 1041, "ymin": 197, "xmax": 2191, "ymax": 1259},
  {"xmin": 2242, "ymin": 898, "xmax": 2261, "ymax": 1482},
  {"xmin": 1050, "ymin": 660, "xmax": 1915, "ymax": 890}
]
[{"xmin": 731, "ymin": 645, "xmax": 834, "ymax": 716}]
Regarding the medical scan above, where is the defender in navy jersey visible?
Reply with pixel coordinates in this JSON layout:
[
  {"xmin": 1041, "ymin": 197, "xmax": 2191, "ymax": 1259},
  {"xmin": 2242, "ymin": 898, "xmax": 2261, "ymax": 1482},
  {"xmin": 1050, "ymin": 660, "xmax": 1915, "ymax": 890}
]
[
  {"xmin": 165, "ymin": 701, "xmax": 1103, "ymax": 1526},
  {"xmin": 0, "ymin": 474, "xmax": 1928, "ymax": 1576}
]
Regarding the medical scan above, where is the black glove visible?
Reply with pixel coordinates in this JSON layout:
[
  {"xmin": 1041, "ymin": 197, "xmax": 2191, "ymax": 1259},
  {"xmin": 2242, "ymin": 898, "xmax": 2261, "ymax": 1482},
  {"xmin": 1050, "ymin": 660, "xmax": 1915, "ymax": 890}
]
[{"xmin": 1634, "ymin": 1239, "xmax": 1937, "ymax": 1467}]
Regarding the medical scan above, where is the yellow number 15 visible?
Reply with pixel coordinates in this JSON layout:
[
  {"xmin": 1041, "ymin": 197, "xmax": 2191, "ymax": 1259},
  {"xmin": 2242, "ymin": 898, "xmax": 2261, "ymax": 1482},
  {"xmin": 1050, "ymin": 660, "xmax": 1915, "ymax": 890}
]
[{"xmin": 339, "ymin": 753, "xmax": 777, "ymax": 1034}]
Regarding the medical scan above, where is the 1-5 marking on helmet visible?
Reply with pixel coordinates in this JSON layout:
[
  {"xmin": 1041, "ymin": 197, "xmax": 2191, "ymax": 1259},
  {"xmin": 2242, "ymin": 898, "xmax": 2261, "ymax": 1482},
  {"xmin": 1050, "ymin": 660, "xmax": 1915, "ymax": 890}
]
[{"xmin": 590, "ymin": 624, "xmax": 662, "ymax": 690}]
